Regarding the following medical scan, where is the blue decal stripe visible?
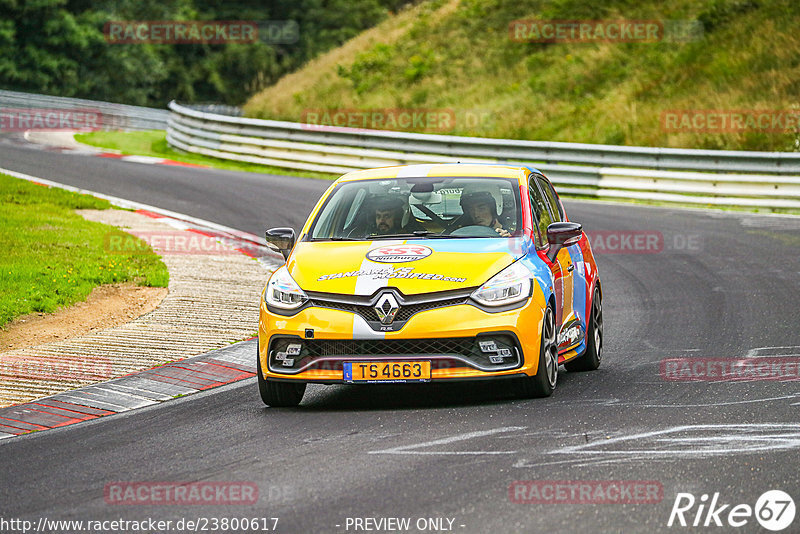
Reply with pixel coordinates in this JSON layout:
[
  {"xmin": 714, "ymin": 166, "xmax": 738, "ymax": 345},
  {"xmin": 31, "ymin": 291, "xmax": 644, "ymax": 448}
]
[{"xmin": 568, "ymin": 245, "xmax": 588, "ymax": 332}]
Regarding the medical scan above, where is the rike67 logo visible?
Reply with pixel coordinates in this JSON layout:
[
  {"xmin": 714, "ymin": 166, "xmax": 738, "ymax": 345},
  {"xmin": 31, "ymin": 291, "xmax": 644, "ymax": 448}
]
[{"xmin": 668, "ymin": 490, "xmax": 795, "ymax": 531}]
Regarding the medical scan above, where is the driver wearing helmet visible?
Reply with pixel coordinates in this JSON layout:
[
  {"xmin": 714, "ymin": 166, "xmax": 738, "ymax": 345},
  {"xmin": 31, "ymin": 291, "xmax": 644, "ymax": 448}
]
[
  {"xmin": 369, "ymin": 195, "xmax": 425, "ymax": 235},
  {"xmin": 459, "ymin": 189, "xmax": 511, "ymax": 237}
]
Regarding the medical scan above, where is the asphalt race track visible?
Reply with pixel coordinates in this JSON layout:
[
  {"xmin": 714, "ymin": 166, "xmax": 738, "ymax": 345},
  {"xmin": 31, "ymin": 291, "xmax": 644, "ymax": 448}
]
[
  {"xmin": 1, "ymin": 134, "xmax": 800, "ymax": 533},
  {"xmin": 0, "ymin": 134, "xmax": 329, "ymax": 235}
]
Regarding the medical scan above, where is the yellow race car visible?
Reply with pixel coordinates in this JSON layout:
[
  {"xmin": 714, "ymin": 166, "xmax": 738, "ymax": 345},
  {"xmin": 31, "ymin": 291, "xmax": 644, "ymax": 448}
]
[{"xmin": 258, "ymin": 164, "xmax": 602, "ymax": 406}]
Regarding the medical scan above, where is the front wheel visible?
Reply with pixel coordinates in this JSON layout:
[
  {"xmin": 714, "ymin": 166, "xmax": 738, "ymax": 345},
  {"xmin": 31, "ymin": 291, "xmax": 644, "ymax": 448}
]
[
  {"xmin": 517, "ymin": 305, "xmax": 558, "ymax": 398},
  {"xmin": 257, "ymin": 342, "xmax": 306, "ymax": 407},
  {"xmin": 565, "ymin": 286, "xmax": 603, "ymax": 372}
]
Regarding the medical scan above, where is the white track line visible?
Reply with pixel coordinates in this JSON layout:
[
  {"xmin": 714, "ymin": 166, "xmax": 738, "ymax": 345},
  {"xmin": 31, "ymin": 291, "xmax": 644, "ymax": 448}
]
[
  {"xmin": 0, "ymin": 166, "xmax": 268, "ymax": 246},
  {"xmin": 369, "ymin": 426, "xmax": 527, "ymax": 455}
]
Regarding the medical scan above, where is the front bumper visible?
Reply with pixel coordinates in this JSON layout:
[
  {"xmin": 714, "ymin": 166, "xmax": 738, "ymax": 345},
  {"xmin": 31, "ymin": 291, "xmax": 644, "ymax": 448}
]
[{"xmin": 259, "ymin": 288, "xmax": 547, "ymax": 383}]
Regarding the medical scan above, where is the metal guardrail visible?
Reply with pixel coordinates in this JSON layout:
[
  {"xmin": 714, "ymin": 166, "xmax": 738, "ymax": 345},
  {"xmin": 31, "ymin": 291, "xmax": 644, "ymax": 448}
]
[
  {"xmin": 0, "ymin": 90, "xmax": 168, "ymax": 131},
  {"xmin": 167, "ymin": 100, "xmax": 800, "ymax": 208}
]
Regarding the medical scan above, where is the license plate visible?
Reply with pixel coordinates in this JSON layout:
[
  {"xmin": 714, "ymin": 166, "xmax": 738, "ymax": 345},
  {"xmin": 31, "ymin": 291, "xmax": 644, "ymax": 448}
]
[{"xmin": 343, "ymin": 361, "xmax": 431, "ymax": 383}]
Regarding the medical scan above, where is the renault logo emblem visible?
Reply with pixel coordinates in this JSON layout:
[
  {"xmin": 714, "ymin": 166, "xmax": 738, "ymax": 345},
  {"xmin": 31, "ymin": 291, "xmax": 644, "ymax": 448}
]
[{"xmin": 374, "ymin": 293, "xmax": 400, "ymax": 325}]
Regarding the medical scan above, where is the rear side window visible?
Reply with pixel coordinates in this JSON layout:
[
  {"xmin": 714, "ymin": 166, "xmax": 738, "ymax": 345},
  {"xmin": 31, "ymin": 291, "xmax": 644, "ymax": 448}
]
[
  {"xmin": 536, "ymin": 175, "xmax": 563, "ymax": 222},
  {"xmin": 528, "ymin": 175, "xmax": 551, "ymax": 246}
]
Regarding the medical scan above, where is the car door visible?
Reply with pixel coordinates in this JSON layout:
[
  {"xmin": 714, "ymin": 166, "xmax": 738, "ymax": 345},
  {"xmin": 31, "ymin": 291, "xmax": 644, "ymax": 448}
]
[
  {"xmin": 529, "ymin": 173, "xmax": 586, "ymax": 355},
  {"xmin": 527, "ymin": 173, "xmax": 567, "ymax": 325}
]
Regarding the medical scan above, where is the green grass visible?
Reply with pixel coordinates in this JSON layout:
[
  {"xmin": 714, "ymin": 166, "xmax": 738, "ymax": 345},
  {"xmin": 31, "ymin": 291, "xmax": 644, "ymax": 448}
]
[
  {"xmin": 245, "ymin": 0, "xmax": 800, "ymax": 152},
  {"xmin": 0, "ymin": 173, "xmax": 169, "ymax": 328},
  {"xmin": 75, "ymin": 130, "xmax": 338, "ymax": 181}
]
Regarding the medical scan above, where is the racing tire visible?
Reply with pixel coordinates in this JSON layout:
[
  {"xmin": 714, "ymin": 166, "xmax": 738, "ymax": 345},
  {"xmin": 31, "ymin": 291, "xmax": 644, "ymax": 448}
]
[
  {"xmin": 517, "ymin": 304, "xmax": 558, "ymax": 398},
  {"xmin": 565, "ymin": 286, "xmax": 603, "ymax": 372},
  {"xmin": 257, "ymin": 341, "xmax": 306, "ymax": 407}
]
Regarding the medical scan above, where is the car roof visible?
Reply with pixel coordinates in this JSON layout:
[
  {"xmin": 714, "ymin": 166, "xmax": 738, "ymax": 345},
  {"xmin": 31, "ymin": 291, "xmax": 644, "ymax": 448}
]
[{"xmin": 335, "ymin": 163, "xmax": 543, "ymax": 184}]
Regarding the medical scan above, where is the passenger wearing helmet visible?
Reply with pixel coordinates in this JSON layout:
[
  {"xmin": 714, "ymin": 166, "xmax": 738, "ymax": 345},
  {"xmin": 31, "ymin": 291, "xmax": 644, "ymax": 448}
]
[{"xmin": 459, "ymin": 190, "xmax": 511, "ymax": 237}]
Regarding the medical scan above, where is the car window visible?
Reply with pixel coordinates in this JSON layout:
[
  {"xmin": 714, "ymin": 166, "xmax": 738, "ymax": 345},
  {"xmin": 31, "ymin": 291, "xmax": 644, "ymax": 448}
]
[
  {"xmin": 528, "ymin": 175, "xmax": 551, "ymax": 246},
  {"xmin": 536, "ymin": 175, "xmax": 563, "ymax": 223},
  {"xmin": 343, "ymin": 188, "xmax": 366, "ymax": 229},
  {"xmin": 311, "ymin": 184, "xmax": 363, "ymax": 238}
]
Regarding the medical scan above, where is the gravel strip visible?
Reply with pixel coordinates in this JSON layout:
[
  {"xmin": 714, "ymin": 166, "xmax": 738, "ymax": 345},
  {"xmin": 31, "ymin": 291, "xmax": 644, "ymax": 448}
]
[{"xmin": 0, "ymin": 209, "xmax": 272, "ymax": 407}]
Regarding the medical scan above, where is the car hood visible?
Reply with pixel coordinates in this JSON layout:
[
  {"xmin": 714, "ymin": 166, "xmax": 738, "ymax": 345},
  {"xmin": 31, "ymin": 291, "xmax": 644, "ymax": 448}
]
[{"xmin": 287, "ymin": 238, "xmax": 529, "ymax": 296}]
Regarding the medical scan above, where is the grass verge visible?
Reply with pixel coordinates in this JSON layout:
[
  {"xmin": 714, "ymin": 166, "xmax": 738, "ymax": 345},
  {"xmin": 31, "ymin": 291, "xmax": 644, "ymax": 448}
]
[
  {"xmin": 0, "ymin": 173, "xmax": 169, "ymax": 328},
  {"xmin": 245, "ymin": 0, "xmax": 800, "ymax": 152},
  {"xmin": 75, "ymin": 130, "xmax": 338, "ymax": 181}
]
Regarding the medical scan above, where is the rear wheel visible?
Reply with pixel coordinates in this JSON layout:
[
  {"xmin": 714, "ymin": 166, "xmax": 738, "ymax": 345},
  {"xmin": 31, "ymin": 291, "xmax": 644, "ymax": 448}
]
[
  {"xmin": 565, "ymin": 286, "xmax": 603, "ymax": 372},
  {"xmin": 517, "ymin": 305, "xmax": 558, "ymax": 398},
  {"xmin": 257, "ymin": 341, "xmax": 306, "ymax": 407}
]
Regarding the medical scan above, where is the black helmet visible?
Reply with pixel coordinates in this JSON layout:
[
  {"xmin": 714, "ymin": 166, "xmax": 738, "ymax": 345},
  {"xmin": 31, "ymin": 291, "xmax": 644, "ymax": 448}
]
[
  {"xmin": 373, "ymin": 195, "xmax": 406, "ymax": 213},
  {"xmin": 460, "ymin": 190, "xmax": 498, "ymax": 218}
]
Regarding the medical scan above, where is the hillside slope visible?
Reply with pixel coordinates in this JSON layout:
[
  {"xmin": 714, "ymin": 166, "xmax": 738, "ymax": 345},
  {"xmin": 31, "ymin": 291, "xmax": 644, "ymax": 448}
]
[{"xmin": 244, "ymin": 0, "xmax": 800, "ymax": 151}]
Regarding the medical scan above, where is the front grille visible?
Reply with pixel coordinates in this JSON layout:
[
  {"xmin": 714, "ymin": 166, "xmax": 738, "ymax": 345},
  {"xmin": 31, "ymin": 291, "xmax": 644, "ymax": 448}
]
[
  {"xmin": 309, "ymin": 300, "xmax": 380, "ymax": 322},
  {"xmin": 394, "ymin": 297, "xmax": 469, "ymax": 321},
  {"xmin": 303, "ymin": 337, "xmax": 474, "ymax": 357},
  {"xmin": 307, "ymin": 296, "xmax": 470, "ymax": 324},
  {"xmin": 268, "ymin": 334, "xmax": 522, "ymax": 374}
]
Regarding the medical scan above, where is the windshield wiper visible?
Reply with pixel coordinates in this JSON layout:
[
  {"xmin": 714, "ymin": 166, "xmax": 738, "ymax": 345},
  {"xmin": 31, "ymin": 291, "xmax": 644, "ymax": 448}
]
[
  {"xmin": 418, "ymin": 233, "xmax": 452, "ymax": 238},
  {"xmin": 366, "ymin": 230, "xmax": 459, "ymax": 239},
  {"xmin": 323, "ymin": 232, "xmax": 491, "ymax": 241},
  {"xmin": 415, "ymin": 232, "xmax": 479, "ymax": 238},
  {"xmin": 368, "ymin": 231, "xmax": 436, "ymax": 239},
  {"xmin": 368, "ymin": 231, "xmax": 482, "ymax": 239}
]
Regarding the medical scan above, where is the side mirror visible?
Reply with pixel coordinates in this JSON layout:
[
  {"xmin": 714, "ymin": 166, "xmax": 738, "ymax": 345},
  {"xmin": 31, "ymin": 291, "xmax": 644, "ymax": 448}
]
[
  {"xmin": 546, "ymin": 222, "xmax": 582, "ymax": 262},
  {"xmin": 265, "ymin": 227, "xmax": 296, "ymax": 260}
]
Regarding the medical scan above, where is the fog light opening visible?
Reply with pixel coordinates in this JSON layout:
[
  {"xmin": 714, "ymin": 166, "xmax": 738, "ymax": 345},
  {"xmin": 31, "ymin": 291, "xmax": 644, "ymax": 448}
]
[
  {"xmin": 478, "ymin": 337, "xmax": 516, "ymax": 365},
  {"xmin": 479, "ymin": 341, "xmax": 499, "ymax": 353}
]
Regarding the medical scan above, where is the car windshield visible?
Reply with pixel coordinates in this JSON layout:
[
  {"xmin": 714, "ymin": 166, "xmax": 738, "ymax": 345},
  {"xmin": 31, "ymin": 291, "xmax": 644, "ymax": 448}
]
[{"xmin": 308, "ymin": 176, "xmax": 521, "ymax": 240}]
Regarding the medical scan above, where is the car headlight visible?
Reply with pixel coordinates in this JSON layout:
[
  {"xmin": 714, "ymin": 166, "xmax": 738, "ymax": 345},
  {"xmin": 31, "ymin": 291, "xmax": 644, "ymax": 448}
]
[
  {"xmin": 471, "ymin": 261, "xmax": 532, "ymax": 307},
  {"xmin": 264, "ymin": 265, "xmax": 308, "ymax": 310}
]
